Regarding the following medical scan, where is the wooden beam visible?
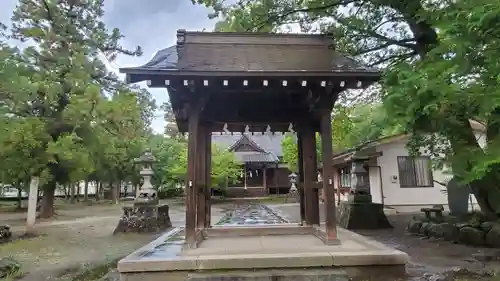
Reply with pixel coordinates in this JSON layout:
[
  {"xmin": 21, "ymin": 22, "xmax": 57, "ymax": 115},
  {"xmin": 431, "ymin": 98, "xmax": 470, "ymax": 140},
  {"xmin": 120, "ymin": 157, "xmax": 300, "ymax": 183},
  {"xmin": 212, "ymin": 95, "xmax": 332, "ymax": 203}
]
[{"xmin": 320, "ymin": 110, "xmax": 338, "ymax": 243}]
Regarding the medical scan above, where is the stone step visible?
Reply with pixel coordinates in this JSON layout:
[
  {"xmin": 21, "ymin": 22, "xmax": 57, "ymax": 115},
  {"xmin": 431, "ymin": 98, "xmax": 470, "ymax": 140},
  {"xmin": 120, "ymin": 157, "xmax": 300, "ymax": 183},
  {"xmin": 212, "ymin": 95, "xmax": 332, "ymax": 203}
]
[{"xmin": 187, "ymin": 269, "xmax": 348, "ymax": 281}]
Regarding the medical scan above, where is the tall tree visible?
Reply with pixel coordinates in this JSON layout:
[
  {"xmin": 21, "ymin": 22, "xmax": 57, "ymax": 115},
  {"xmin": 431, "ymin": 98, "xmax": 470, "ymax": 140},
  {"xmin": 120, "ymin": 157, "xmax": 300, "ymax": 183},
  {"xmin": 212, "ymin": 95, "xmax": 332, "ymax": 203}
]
[
  {"xmin": 149, "ymin": 134, "xmax": 187, "ymax": 188},
  {"xmin": 1, "ymin": 0, "xmax": 146, "ymax": 217}
]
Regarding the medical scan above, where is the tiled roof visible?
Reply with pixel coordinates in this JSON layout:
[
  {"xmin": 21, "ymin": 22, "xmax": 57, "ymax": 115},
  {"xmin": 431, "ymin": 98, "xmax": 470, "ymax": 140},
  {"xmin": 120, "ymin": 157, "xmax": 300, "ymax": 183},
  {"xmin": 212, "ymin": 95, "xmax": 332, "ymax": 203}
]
[
  {"xmin": 227, "ymin": 134, "xmax": 265, "ymax": 153},
  {"xmin": 122, "ymin": 31, "xmax": 379, "ymax": 74},
  {"xmin": 234, "ymin": 151, "xmax": 279, "ymax": 163},
  {"xmin": 139, "ymin": 45, "xmax": 177, "ymax": 69},
  {"xmin": 176, "ymin": 44, "xmax": 377, "ymax": 72},
  {"xmin": 212, "ymin": 133, "xmax": 290, "ymax": 158}
]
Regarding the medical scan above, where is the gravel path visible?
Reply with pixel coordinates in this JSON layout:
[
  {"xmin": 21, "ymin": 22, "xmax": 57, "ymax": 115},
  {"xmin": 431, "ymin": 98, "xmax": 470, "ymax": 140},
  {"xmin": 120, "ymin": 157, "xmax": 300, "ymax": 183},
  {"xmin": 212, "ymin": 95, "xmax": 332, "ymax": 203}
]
[{"xmin": 271, "ymin": 203, "xmax": 500, "ymax": 280}]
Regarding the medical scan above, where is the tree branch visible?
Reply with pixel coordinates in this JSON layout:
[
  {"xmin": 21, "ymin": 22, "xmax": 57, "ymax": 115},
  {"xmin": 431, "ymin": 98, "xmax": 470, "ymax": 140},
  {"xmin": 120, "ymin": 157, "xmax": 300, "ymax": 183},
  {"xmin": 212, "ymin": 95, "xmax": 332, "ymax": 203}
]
[
  {"xmin": 249, "ymin": 0, "xmax": 358, "ymax": 31},
  {"xmin": 334, "ymin": 16, "xmax": 417, "ymax": 52},
  {"xmin": 367, "ymin": 50, "xmax": 417, "ymax": 67},
  {"xmin": 354, "ymin": 38, "xmax": 416, "ymax": 56}
]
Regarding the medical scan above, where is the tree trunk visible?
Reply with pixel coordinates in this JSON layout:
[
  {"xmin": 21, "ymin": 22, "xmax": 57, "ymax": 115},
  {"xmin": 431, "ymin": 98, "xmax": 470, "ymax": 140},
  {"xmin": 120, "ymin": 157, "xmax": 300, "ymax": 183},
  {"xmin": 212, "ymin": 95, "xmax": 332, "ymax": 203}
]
[
  {"xmin": 84, "ymin": 181, "xmax": 89, "ymax": 201},
  {"xmin": 70, "ymin": 183, "xmax": 76, "ymax": 204},
  {"xmin": 64, "ymin": 185, "xmax": 69, "ymax": 200},
  {"xmin": 446, "ymin": 117, "xmax": 500, "ymax": 220},
  {"xmin": 16, "ymin": 187, "xmax": 22, "ymax": 209},
  {"xmin": 112, "ymin": 182, "xmax": 119, "ymax": 204},
  {"xmin": 469, "ymin": 171, "xmax": 500, "ymax": 220},
  {"xmin": 76, "ymin": 182, "xmax": 80, "ymax": 202},
  {"xmin": 95, "ymin": 182, "xmax": 101, "ymax": 201},
  {"xmin": 39, "ymin": 181, "xmax": 56, "ymax": 218}
]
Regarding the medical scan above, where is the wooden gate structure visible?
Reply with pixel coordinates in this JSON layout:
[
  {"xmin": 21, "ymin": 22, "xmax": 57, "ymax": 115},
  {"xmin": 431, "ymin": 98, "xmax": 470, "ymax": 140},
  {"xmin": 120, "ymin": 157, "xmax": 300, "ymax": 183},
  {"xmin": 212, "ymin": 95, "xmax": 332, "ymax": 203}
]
[{"xmin": 121, "ymin": 30, "xmax": 380, "ymax": 246}]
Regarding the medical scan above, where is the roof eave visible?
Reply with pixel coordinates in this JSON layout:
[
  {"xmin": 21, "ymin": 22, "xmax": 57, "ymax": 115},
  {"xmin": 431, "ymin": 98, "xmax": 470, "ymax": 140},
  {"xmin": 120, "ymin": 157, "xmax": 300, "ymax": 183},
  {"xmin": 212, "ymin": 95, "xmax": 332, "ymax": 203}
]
[{"xmin": 120, "ymin": 68, "xmax": 381, "ymax": 77}]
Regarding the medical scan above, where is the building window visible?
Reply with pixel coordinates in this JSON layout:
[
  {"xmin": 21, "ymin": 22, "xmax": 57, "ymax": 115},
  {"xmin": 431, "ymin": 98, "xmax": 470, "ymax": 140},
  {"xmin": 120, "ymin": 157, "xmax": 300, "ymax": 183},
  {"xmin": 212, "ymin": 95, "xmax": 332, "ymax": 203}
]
[{"xmin": 397, "ymin": 156, "xmax": 434, "ymax": 187}]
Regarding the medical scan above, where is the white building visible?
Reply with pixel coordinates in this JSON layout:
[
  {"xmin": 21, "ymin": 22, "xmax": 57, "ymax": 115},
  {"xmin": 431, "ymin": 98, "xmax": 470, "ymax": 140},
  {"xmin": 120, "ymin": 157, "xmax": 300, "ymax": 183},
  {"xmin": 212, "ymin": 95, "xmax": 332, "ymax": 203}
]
[{"xmin": 330, "ymin": 120, "xmax": 486, "ymax": 209}]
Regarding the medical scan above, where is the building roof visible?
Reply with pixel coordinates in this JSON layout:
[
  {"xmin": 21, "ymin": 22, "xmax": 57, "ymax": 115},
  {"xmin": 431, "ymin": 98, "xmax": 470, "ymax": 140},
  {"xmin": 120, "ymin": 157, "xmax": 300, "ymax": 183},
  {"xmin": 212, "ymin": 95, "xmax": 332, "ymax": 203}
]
[
  {"xmin": 212, "ymin": 133, "xmax": 288, "ymax": 163},
  {"xmin": 331, "ymin": 133, "xmax": 408, "ymax": 163},
  {"xmin": 233, "ymin": 151, "xmax": 280, "ymax": 163},
  {"xmin": 331, "ymin": 120, "xmax": 487, "ymax": 166},
  {"xmin": 121, "ymin": 30, "xmax": 380, "ymax": 75},
  {"xmin": 227, "ymin": 134, "xmax": 266, "ymax": 153}
]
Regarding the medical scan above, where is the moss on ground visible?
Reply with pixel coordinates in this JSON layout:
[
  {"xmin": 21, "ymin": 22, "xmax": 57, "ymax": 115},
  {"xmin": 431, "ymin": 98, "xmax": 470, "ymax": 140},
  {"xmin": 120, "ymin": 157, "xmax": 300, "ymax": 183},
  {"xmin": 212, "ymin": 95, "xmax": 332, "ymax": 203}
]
[{"xmin": 54, "ymin": 260, "xmax": 118, "ymax": 281}]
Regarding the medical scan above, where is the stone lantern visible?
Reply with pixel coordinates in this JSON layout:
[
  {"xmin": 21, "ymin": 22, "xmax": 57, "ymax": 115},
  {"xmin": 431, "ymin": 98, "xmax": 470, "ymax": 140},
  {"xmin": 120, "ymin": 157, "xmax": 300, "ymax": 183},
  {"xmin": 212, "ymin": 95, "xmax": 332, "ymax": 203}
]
[
  {"xmin": 113, "ymin": 148, "xmax": 172, "ymax": 234},
  {"xmin": 288, "ymin": 172, "xmax": 298, "ymax": 192},
  {"xmin": 349, "ymin": 159, "xmax": 372, "ymax": 203},
  {"xmin": 134, "ymin": 149, "xmax": 158, "ymax": 206},
  {"xmin": 337, "ymin": 151, "xmax": 392, "ymax": 230}
]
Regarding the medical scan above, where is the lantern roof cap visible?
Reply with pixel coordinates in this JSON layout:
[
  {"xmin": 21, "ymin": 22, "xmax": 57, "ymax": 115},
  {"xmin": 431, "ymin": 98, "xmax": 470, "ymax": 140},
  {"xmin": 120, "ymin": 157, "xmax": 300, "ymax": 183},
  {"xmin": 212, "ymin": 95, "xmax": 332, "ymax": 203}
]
[{"xmin": 134, "ymin": 148, "xmax": 157, "ymax": 164}]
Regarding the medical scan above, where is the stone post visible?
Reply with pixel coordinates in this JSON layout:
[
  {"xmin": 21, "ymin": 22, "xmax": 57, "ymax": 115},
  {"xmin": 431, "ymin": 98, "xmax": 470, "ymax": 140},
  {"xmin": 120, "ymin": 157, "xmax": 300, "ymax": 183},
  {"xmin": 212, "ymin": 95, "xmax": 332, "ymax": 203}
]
[{"xmin": 26, "ymin": 177, "xmax": 39, "ymax": 235}]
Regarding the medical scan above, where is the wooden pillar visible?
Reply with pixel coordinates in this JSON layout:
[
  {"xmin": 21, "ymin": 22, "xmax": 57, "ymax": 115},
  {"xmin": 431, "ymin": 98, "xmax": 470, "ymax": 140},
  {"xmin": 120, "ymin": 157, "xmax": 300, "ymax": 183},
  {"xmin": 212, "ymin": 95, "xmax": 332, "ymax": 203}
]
[
  {"xmin": 243, "ymin": 164, "xmax": 247, "ymax": 189},
  {"xmin": 185, "ymin": 104, "xmax": 200, "ymax": 245},
  {"xmin": 273, "ymin": 165, "xmax": 278, "ymax": 192},
  {"xmin": 301, "ymin": 127, "xmax": 320, "ymax": 226},
  {"xmin": 297, "ymin": 132, "xmax": 305, "ymax": 225},
  {"xmin": 205, "ymin": 132, "xmax": 212, "ymax": 228},
  {"xmin": 196, "ymin": 123, "xmax": 207, "ymax": 229},
  {"xmin": 321, "ymin": 111, "xmax": 338, "ymax": 242},
  {"xmin": 262, "ymin": 166, "xmax": 268, "ymax": 195},
  {"xmin": 311, "ymin": 134, "xmax": 320, "ymax": 225}
]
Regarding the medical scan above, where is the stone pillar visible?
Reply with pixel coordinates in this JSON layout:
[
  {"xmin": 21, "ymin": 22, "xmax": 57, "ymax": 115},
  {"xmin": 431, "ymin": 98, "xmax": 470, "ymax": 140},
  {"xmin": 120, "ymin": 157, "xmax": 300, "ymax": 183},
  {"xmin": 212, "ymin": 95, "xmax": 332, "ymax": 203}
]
[
  {"xmin": 196, "ymin": 123, "xmax": 207, "ymax": 229},
  {"xmin": 301, "ymin": 127, "xmax": 320, "ymax": 226},
  {"xmin": 205, "ymin": 131, "xmax": 212, "ymax": 228},
  {"xmin": 26, "ymin": 177, "xmax": 39, "ymax": 234},
  {"xmin": 186, "ymin": 104, "xmax": 200, "ymax": 245},
  {"xmin": 320, "ymin": 112, "xmax": 338, "ymax": 243},
  {"xmin": 297, "ymin": 132, "xmax": 305, "ymax": 225}
]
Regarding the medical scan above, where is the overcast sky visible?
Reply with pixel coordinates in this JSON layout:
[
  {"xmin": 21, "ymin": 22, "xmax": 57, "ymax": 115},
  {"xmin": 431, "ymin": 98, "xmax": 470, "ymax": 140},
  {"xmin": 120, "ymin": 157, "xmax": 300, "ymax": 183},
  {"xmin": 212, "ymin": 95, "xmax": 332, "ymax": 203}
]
[{"xmin": 0, "ymin": 0, "xmax": 217, "ymax": 133}]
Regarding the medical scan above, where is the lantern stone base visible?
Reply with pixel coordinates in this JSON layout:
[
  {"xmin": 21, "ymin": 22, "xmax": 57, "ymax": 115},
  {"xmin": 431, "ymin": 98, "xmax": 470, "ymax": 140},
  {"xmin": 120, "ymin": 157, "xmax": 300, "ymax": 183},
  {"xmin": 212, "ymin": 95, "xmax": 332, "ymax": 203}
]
[
  {"xmin": 113, "ymin": 204, "xmax": 172, "ymax": 235},
  {"xmin": 337, "ymin": 199, "xmax": 392, "ymax": 230}
]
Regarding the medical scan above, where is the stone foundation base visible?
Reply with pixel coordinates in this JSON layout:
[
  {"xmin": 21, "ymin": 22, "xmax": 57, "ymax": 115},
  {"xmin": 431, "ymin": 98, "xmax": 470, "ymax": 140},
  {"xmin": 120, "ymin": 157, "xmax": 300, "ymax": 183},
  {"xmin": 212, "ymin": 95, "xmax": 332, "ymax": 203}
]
[
  {"xmin": 113, "ymin": 204, "xmax": 172, "ymax": 234},
  {"xmin": 187, "ymin": 269, "xmax": 348, "ymax": 281},
  {"xmin": 337, "ymin": 201, "xmax": 392, "ymax": 230}
]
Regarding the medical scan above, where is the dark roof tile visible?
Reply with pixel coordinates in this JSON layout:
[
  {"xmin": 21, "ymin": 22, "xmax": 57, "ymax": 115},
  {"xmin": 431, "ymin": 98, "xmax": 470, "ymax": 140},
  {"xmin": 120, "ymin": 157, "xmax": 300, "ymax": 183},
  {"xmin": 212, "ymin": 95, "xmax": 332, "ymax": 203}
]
[
  {"xmin": 212, "ymin": 133, "xmax": 288, "ymax": 157},
  {"xmin": 138, "ymin": 45, "xmax": 178, "ymax": 70},
  {"xmin": 177, "ymin": 44, "xmax": 376, "ymax": 72},
  {"xmin": 235, "ymin": 152, "xmax": 279, "ymax": 163},
  {"xmin": 121, "ymin": 32, "xmax": 379, "ymax": 74}
]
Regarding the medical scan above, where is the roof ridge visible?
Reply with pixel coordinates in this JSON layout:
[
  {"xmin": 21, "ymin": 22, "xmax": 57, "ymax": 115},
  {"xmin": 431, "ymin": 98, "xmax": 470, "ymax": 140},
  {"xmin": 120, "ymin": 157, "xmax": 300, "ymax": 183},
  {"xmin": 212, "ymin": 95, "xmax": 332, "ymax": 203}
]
[{"xmin": 228, "ymin": 134, "xmax": 266, "ymax": 153}]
